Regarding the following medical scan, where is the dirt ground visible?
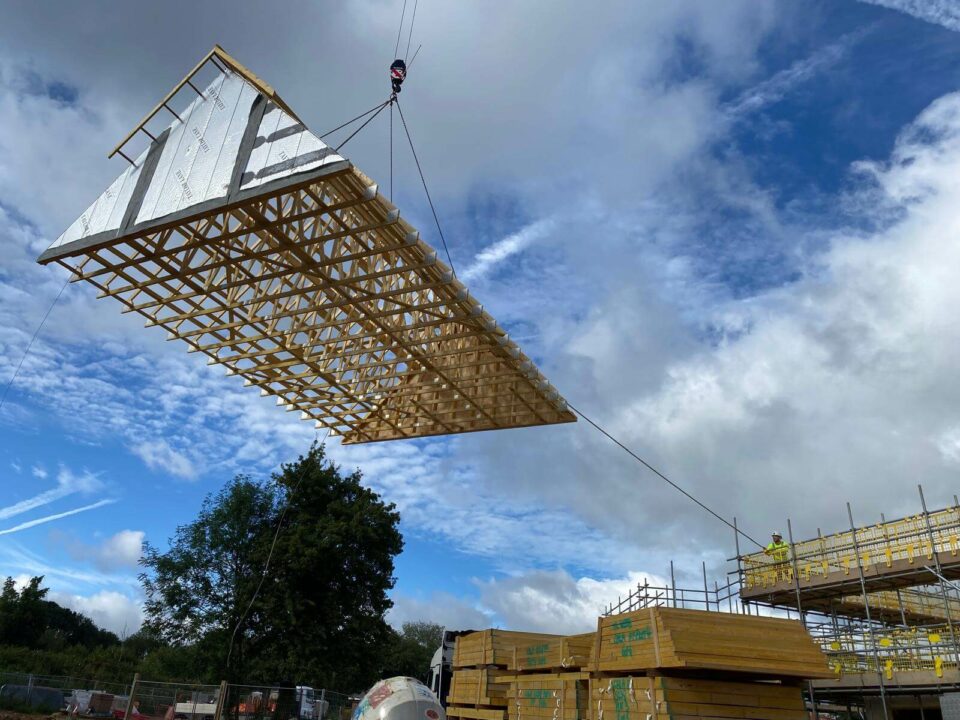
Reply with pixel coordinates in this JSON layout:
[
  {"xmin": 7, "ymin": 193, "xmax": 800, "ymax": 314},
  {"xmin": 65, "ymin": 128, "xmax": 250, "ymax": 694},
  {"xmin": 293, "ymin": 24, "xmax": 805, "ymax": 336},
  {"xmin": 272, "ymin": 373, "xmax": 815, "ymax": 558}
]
[{"xmin": 0, "ymin": 711, "xmax": 55, "ymax": 720}]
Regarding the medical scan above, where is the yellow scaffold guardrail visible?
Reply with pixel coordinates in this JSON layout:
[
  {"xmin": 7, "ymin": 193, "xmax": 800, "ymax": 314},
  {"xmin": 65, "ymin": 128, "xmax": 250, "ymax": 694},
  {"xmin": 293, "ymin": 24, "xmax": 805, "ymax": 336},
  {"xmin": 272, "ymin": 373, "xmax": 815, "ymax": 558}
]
[
  {"xmin": 741, "ymin": 505, "xmax": 960, "ymax": 590},
  {"xmin": 814, "ymin": 624, "xmax": 960, "ymax": 679}
]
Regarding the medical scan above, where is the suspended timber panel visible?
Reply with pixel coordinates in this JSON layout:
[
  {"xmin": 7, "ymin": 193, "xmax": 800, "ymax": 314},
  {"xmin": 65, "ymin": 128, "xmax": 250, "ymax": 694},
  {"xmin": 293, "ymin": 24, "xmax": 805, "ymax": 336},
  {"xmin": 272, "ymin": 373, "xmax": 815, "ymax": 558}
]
[{"xmin": 38, "ymin": 46, "xmax": 575, "ymax": 444}]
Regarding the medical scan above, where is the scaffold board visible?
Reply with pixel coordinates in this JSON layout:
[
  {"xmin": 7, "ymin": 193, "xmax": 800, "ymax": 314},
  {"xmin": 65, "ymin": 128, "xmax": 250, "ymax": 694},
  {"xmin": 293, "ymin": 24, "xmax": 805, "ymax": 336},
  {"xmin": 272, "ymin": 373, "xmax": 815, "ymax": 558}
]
[{"xmin": 37, "ymin": 46, "xmax": 575, "ymax": 444}]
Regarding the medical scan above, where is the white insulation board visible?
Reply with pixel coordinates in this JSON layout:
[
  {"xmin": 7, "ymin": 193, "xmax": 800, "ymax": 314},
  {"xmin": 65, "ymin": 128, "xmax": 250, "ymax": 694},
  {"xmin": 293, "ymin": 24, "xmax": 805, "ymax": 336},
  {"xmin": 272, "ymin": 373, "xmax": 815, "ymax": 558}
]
[{"xmin": 48, "ymin": 69, "xmax": 345, "ymax": 252}]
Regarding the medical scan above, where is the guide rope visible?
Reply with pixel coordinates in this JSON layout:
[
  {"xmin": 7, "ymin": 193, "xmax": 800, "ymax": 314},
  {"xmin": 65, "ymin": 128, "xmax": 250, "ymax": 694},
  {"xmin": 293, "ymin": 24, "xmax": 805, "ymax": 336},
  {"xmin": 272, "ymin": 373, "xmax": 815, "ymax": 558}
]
[
  {"xmin": 0, "ymin": 276, "xmax": 69, "ymax": 413},
  {"xmin": 567, "ymin": 402, "xmax": 763, "ymax": 549},
  {"xmin": 225, "ymin": 432, "xmax": 330, "ymax": 671}
]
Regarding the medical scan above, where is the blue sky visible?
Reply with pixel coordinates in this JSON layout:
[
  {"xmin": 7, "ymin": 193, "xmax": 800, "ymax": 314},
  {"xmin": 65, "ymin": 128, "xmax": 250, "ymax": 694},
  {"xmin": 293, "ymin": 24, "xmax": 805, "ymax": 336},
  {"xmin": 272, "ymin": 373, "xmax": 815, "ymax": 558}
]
[{"xmin": 4, "ymin": 0, "xmax": 960, "ymax": 636}]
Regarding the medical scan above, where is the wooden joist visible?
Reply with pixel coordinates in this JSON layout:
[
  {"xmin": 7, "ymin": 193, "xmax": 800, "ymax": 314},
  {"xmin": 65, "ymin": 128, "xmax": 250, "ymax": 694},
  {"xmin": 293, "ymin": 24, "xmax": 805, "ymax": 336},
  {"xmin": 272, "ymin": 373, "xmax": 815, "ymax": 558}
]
[{"xmin": 509, "ymin": 673, "xmax": 590, "ymax": 720}]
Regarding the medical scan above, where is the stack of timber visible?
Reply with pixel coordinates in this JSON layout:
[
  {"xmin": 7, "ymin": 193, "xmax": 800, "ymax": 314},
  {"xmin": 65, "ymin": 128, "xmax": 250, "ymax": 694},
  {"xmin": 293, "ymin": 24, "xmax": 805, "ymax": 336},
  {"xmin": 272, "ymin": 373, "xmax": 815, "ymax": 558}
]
[
  {"xmin": 593, "ymin": 676, "xmax": 806, "ymax": 720},
  {"xmin": 509, "ymin": 673, "xmax": 590, "ymax": 720},
  {"xmin": 455, "ymin": 629, "xmax": 562, "ymax": 669},
  {"xmin": 595, "ymin": 607, "xmax": 831, "ymax": 679},
  {"xmin": 511, "ymin": 633, "xmax": 595, "ymax": 672},
  {"xmin": 447, "ymin": 608, "xmax": 828, "ymax": 720},
  {"xmin": 447, "ymin": 631, "xmax": 560, "ymax": 720}
]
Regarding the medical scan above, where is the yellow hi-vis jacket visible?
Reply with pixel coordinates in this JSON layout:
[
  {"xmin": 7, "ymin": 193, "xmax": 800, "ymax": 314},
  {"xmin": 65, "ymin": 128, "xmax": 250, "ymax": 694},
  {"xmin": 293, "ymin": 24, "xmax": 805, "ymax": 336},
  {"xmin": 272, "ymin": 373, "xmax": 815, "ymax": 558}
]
[{"xmin": 765, "ymin": 540, "xmax": 790, "ymax": 562}]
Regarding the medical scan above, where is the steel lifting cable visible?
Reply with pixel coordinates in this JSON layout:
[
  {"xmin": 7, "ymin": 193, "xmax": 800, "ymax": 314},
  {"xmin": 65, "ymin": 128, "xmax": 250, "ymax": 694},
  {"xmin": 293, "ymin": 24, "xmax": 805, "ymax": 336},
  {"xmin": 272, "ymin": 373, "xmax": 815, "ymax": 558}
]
[
  {"xmin": 404, "ymin": 0, "xmax": 420, "ymax": 63},
  {"xmin": 334, "ymin": 99, "xmax": 392, "ymax": 153},
  {"xmin": 394, "ymin": 98, "xmax": 457, "ymax": 275},
  {"xmin": 394, "ymin": 0, "xmax": 409, "ymax": 59},
  {"xmin": 319, "ymin": 98, "xmax": 392, "ymax": 142}
]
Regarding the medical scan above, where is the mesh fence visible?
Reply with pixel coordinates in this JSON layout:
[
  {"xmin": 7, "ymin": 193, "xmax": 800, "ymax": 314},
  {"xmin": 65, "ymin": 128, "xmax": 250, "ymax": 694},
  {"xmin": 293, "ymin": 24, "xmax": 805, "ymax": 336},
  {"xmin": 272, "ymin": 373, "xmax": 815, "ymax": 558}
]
[{"xmin": 0, "ymin": 672, "xmax": 355, "ymax": 720}]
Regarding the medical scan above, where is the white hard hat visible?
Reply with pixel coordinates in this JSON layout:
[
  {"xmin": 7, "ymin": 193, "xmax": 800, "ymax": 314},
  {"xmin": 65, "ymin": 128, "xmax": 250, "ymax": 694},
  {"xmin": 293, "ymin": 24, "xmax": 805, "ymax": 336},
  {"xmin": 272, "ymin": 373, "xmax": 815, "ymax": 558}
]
[{"xmin": 772, "ymin": 530, "xmax": 782, "ymax": 536}]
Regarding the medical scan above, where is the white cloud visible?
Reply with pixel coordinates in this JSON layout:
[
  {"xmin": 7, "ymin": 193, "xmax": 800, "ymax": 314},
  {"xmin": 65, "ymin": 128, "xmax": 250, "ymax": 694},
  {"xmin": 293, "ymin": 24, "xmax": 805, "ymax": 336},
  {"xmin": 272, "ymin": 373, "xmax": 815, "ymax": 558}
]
[
  {"xmin": 131, "ymin": 440, "xmax": 197, "ymax": 480},
  {"xmin": 58, "ymin": 529, "xmax": 144, "ymax": 571},
  {"xmin": 6, "ymin": 1, "xmax": 960, "ymax": 605},
  {"xmin": 858, "ymin": 0, "xmax": 960, "ymax": 32},
  {"xmin": 388, "ymin": 592, "xmax": 491, "ymax": 632},
  {"xmin": 0, "ymin": 542, "xmax": 139, "ymax": 592},
  {"xmin": 477, "ymin": 570, "xmax": 665, "ymax": 634},
  {"xmin": 49, "ymin": 589, "xmax": 143, "ymax": 636},
  {"xmin": 31, "ymin": 464, "xmax": 47, "ymax": 479}
]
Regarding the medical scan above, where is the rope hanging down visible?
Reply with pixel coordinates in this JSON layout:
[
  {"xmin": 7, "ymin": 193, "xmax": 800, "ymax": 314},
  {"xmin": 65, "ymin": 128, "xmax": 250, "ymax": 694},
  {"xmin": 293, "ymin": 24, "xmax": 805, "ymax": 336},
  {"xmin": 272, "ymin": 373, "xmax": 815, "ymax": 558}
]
[
  {"xmin": 567, "ymin": 402, "xmax": 763, "ymax": 549},
  {"xmin": 0, "ymin": 276, "xmax": 69, "ymax": 413}
]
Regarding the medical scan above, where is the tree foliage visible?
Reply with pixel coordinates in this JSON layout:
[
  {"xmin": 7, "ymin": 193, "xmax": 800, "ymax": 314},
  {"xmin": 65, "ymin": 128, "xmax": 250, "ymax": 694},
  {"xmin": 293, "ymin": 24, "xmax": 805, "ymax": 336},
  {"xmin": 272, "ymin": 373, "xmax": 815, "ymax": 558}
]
[
  {"xmin": 0, "ymin": 576, "xmax": 118, "ymax": 650},
  {"xmin": 140, "ymin": 444, "xmax": 404, "ymax": 690}
]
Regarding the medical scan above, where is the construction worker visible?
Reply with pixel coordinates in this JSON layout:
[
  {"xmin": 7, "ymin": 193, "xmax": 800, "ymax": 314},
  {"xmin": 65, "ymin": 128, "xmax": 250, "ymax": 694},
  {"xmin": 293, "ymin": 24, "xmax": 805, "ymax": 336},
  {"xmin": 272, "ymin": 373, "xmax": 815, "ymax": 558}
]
[{"xmin": 765, "ymin": 531, "xmax": 790, "ymax": 562}]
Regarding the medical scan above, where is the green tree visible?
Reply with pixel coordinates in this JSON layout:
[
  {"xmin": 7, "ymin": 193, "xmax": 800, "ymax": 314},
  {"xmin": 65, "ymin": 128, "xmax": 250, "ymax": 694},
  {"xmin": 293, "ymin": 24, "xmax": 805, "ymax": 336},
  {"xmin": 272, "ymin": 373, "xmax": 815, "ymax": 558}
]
[
  {"xmin": 140, "ymin": 444, "xmax": 404, "ymax": 690},
  {"xmin": 140, "ymin": 476, "xmax": 279, "ymax": 682},
  {"xmin": 0, "ymin": 576, "xmax": 50, "ymax": 647},
  {"xmin": 400, "ymin": 621, "xmax": 443, "ymax": 652},
  {"xmin": 249, "ymin": 444, "xmax": 404, "ymax": 690},
  {"xmin": 380, "ymin": 622, "xmax": 444, "ymax": 682}
]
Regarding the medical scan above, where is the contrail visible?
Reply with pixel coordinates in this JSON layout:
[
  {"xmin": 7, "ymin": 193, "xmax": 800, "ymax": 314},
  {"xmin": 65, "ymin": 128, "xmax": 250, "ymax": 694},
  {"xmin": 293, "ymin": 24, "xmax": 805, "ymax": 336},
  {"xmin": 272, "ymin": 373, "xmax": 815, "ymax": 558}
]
[
  {"xmin": 0, "ymin": 499, "xmax": 117, "ymax": 536},
  {"xmin": 463, "ymin": 219, "xmax": 556, "ymax": 282},
  {"xmin": 725, "ymin": 27, "xmax": 874, "ymax": 120},
  {"xmin": 0, "ymin": 485, "xmax": 74, "ymax": 521},
  {"xmin": 858, "ymin": 0, "xmax": 960, "ymax": 32}
]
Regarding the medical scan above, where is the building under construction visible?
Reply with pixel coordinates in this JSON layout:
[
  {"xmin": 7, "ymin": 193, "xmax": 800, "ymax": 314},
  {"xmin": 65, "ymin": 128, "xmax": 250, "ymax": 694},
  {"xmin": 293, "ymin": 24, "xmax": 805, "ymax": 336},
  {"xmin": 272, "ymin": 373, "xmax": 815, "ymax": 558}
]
[{"xmin": 604, "ymin": 489, "xmax": 960, "ymax": 720}]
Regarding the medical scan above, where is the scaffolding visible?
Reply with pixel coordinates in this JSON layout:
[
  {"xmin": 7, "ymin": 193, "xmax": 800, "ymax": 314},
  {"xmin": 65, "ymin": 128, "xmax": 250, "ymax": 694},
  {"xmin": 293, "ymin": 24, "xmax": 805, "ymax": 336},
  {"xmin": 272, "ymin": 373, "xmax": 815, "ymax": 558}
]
[{"xmin": 605, "ymin": 488, "xmax": 960, "ymax": 718}]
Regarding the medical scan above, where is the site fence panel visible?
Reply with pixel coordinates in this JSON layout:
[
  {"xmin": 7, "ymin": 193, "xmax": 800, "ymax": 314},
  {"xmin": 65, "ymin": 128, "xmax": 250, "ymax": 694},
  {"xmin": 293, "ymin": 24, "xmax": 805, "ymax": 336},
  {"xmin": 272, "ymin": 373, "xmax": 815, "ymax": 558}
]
[{"xmin": 0, "ymin": 671, "xmax": 133, "ymax": 713}]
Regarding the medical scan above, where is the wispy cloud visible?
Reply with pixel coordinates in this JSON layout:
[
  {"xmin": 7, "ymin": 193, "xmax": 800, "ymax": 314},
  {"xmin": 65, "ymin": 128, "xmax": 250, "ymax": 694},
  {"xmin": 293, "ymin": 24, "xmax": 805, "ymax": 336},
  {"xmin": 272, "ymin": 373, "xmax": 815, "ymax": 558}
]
[
  {"xmin": 725, "ymin": 27, "xmax": 873, "ymax": 120},
  {"xmin": 463, "ymin": 219, "xmax": 556, "ymax": 282},
  {"xmin": 31, "ymin": 465, "xmax": 47, "ymax": 479},
  {"xmin": 858, "ymin": 0, "xmax": 960, "ymax": 32},
  {"xmin": 0, "ymin": 466, "xmax": 102, "ymax": 521},
  {"xmin": 0, "ymin": 499, "xmax": 116, "ymax": 536}
]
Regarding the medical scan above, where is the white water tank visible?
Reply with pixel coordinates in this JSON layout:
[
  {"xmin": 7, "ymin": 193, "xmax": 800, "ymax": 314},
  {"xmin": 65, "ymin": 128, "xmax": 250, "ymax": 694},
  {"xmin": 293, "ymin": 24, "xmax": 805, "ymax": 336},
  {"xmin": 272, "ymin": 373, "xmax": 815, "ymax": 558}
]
[{"xmin": 353, "ymin": 678, "xmax": 445, "ymax": 720}]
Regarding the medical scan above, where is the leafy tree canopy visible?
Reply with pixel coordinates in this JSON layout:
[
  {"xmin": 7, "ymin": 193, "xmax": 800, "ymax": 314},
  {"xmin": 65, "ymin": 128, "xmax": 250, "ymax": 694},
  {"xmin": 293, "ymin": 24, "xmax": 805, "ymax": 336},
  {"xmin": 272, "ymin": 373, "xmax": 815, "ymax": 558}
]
[{"xmin": 140, "ymin": 444, "xmax": 404, "ymax": 690}]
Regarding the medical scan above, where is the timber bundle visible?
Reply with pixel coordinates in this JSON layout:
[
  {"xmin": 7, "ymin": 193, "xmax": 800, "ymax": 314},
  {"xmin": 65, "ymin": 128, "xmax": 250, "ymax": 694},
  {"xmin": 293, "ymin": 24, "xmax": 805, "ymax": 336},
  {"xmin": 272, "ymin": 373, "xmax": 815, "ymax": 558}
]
[{"xmin": 445, "ymin": 607, "xmax": 830, "ymax": 720}]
